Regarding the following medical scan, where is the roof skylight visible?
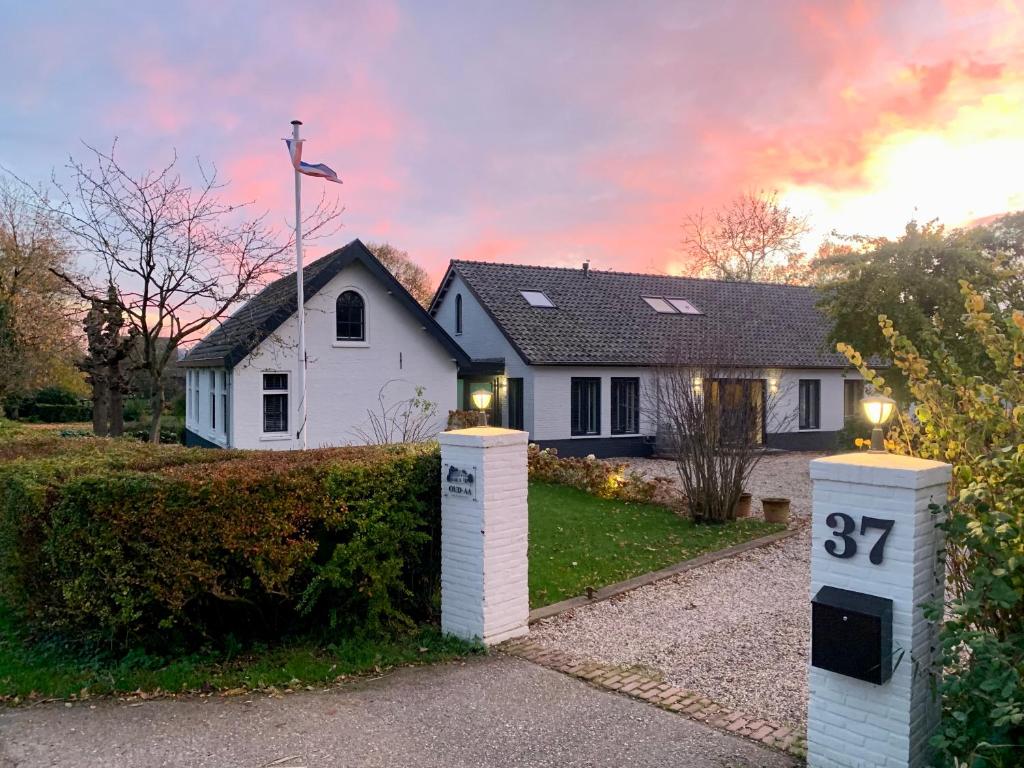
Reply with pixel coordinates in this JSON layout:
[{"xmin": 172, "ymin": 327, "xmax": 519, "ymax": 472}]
[
  {"xmin": 521, "ymin": 290, "xmax": 555, "ymax": 308},
  {"xmin": 643, "ymin": 296, "xmax": 702, "ymax": 315}
]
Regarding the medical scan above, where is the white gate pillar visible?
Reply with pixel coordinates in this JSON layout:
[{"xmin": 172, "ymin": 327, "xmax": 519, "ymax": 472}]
[
  {"xmin": 808, "ymin": 453, "xmax": 951, "ymax": 768},
  {"xmin": 438, "ymin": 427, "xmax": 529, "ymax": 645}
]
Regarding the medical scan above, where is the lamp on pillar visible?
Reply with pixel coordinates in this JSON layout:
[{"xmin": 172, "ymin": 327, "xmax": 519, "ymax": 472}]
[
  {"xmin": 861, "ymin": 393, "xmax": 896, "ymax": 453},
  {"xmin": 471, "ymin": 388, "xmax": 493, "ymax": 426}
]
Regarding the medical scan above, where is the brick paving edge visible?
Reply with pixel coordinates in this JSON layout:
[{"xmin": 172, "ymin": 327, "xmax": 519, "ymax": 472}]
[
  {"xmin": 529, "ymin": 526, "xmax": 802, "ymax": 624},
  {"xmin": 501, "ymin": 640, "xmax": 807, "ymax": 761}
]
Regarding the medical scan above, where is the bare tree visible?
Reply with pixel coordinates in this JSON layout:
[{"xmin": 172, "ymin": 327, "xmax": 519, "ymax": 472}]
[
  {"xmin": 365, "ymin": 242, "xmax": 433, "ymax": 307},
  {"xmin": 682, "ymin": 190, "xmax": 811, "ymax": 283},
  {"xmin": 0, "ymin": 180, "xmax": 82, "ymax": 402},
  {"xmin": 649, "ymin": 360, "xmax": 794, "ymax": 523},
  {"xmin": 351, "ymin": 380, "xmax": 441, "ymax": 445},
  {"xmin": 26, "ymin": 141, "xmax": 342, "ymax": 441}
]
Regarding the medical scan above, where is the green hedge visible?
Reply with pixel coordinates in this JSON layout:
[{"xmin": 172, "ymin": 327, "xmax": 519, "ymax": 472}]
[{"xmin": 0, "ymin": 441, "xmax": 442, "ymax": 652}]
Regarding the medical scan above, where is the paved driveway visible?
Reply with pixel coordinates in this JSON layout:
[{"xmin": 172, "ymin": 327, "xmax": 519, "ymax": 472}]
[{"xmin": 0, "ymin": 655, "xmax": 793, "ymax": 768}]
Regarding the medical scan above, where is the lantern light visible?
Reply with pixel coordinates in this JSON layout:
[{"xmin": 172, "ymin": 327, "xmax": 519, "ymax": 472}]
[
  {"xmin": 861, "ymin": 393, "xmax": 896, "ymax": 453},
  {"xmin": 471, "ymin": 388, "xmax": 493, "ymax": 426}
]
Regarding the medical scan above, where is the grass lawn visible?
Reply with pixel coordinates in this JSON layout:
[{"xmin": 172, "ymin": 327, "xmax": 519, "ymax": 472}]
[
  {"xmin": 0, "ymin": 603, "xmax": 482, "ymax": 703},
  {"xmin": 529, "ymin": 482, "xmax": 783, "ymax": 609}
]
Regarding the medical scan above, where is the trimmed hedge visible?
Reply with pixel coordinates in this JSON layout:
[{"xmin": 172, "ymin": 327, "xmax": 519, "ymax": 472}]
[{"xmin": 0, "ymin": 437, "xmax": 442, "ymax": 652}]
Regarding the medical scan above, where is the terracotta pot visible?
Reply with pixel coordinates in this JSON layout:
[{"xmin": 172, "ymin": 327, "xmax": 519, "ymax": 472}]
[
  {"xmin": 761, "ymin": 497, "xmax": 791, "ymax": 524},
  {"xmin": 733, "ymin": 492, "xmax": 753, "ymax": 519}
]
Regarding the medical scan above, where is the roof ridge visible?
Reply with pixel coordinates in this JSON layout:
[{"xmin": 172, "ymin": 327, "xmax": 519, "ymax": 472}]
[{"xmin": 451, "ymin": 259, "xmax": 817, "ymax": 290}]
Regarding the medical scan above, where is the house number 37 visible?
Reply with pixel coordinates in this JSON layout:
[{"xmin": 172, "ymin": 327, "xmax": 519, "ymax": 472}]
[{"xmin": 824, "ymin": 513, "xmax": 895, "ymax": 565}]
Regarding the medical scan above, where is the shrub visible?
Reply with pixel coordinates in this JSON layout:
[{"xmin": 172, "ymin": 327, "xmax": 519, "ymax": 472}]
[
  {"xmin": 838, "ymin": 282, "xmax": 1024, "ymax": 767},
  {"xmin": 527, "ymin": 444, "xmax": 677, "ymax": 507},
  {"xmin": 12, "ymin": 387, "xmax": 91, "ymax": 423},
  {"xmin": 0, "ymin": 443, "xmax": 442, "ymax": 652}
]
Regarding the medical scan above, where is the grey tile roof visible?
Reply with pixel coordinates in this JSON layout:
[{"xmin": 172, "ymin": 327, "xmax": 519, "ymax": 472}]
[
  {"xmin": 184, "ymin": 239, "xmax": 470, "ymax": 369},
  {"xmin": 439, "ymin": 261, "xmax": 847, "ymax": 368}
]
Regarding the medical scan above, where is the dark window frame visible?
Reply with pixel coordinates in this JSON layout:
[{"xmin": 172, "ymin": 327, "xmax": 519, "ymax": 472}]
[
  {"xmin": 571, "ymin": 377, "xmax": 601, "ymax": 436},
  {"xmin": 507, "ymin": 377, "xmax": 524, "ymax": 431},
  {"xmin": 799, "ymin": 379, "xmax": 821, "ymax": 430},
  {"xmin": 336, "ymin": 290, "xmax": 366, "ymax": 341},
  {"xmin": 455, "ymin": 293, "xmax": 463, "ymax": 335},
  {"xmin": 611, "ymin": 377, "xmax": 640, "ymax": 435},
  {"xmin": 843, "ymin": 379, "xmax": 864, "ymax": 420},
  {"xmin": 262, "ymin": 372, "xmax": 289, "ymax": 434}
]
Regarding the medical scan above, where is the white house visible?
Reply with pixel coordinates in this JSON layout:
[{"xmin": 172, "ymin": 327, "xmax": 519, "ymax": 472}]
[
  {"xmin": 429, "ymin": 260, "xmax": 864, "ymax": 457},
  {"xmin": 182, "ymin": 239, "xmax": 470, "ymax": 450}
]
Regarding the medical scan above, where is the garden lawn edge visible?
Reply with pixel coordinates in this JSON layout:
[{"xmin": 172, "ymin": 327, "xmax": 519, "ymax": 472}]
[{"xmin": 529, "ymin": 526, "xmax": 801, "ymax": 622}]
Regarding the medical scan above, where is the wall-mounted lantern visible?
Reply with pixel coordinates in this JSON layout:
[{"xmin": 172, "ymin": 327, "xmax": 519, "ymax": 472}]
[{"xmin": 861, "ymin": 393, "xmax": 896, "ymax": 453}]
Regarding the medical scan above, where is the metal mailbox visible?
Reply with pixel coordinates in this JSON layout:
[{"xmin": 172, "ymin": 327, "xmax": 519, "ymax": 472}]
[{"xmin": 811, "ymin": 586, "xmax": 893, "ymax": 685}]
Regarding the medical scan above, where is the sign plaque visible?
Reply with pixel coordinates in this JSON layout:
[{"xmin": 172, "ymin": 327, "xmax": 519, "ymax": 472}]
[{"xmin": 442, "ymin": 463, "xmax": 477, "ymax": 500}]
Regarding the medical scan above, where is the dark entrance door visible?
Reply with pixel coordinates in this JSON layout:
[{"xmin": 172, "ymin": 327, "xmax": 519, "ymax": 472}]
[{"xmin": 708, "ymin": 379, "xmax": 765, "ymax": 446}]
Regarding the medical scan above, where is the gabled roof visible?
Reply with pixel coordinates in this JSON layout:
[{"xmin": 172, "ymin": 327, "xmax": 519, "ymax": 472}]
[
  {"xmin": 430, "ymin": 260, "xmax": 848, "ymax": 368},
  {"xmin": 184, "ymin": 239, "xmax": 471, "ymax": 369}
]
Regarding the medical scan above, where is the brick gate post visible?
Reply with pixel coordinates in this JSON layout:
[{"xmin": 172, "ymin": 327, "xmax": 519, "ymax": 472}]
[
  {"xmin": 438, "ymin": 427, "xmax": 529, "ymax": 645},
  {"xmin": 808, "ymin": 453, "xmax": 951, "ymax": 768}
]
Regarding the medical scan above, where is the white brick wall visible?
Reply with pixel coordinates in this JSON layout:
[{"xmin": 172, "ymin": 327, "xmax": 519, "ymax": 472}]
[
  {"xmin": 438, "ymin": 428, "xmax": 529, "ymax": 645},
  {"xmin": 808, "ymin": 453, "xmax": 951, "ymax": 768}
]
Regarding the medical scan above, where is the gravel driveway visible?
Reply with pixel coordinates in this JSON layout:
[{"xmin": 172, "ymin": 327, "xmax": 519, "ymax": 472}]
[{"xmin": 530, "ymin": 452, "xmax": 823, "ymax": 731}]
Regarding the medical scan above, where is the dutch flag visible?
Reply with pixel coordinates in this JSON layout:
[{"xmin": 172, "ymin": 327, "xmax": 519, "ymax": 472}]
[{"xmin": 284, "ymin": 138, "xmax": 342, "ymax": 184}]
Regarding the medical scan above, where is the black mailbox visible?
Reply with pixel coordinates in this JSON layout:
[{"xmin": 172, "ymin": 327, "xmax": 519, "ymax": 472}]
[{"xmin": 811, "ymin": 586, "xmax": 893, "ymax": 685}]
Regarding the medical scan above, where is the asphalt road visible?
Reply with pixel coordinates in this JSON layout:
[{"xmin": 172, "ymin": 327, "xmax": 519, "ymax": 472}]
[{"xmin": 0, "ymin": 655, "xmax": 794, "ymax": 768}]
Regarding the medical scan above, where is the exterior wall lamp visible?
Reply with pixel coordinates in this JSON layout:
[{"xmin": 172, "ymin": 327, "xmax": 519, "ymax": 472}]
[
  {"xmin": 472, "ymin": 388, "xmax": 493, "ymax": 426},
  {"xmin": 861, "ymin": 393, "xmax": 896, "ymax": 453},
  {"xmin": 692, "ymin": 376, "xmax": 703, "ymax": 395}
]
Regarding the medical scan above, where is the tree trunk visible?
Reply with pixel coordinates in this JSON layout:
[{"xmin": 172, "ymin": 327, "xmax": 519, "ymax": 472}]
[
  {"xmin": 108, "ymin": 361, "xmax": 124, "ymax": 437},
  {"xmin": 91, "ymin": 374, "xmax": 109, "ymax": 437},
  {"xmin": 148, "ymin": 384, "xmax": 164, "ymax": 443}
]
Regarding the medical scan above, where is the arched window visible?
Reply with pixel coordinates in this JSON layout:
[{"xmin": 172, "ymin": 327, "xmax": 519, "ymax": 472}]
[
  {"xmin": 336, "ymin": 290, "xmax": 365, "ymax": 341},
  {"xmin": 455, "ymin": 293, "xmax": 463, "ymax": 334}
]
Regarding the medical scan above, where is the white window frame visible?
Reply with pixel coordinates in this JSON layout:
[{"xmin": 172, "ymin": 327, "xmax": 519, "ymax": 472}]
[
  {"xmin": 261, "ymin": 371, "xmax": 291, "ymax": 440},
  {"xmin": 333, "ymin": 286, "xmax": 370, "ymax": 348}
]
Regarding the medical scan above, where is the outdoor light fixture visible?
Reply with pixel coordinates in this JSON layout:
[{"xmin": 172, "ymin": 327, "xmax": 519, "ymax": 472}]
[
  {"xmin": 861, "ymin": 393, "xmax": 896, "ymax": 453},
  {"xmin": 471, "ymin": 388, "xmax": 493, "ymax": 426},
  {"xmin": 768, "ymin": 377, "xmax": 779, "ymax": 394},
  {"xmin": 693, "ymin": 376, "xmax": 703, "ymax": 395}
]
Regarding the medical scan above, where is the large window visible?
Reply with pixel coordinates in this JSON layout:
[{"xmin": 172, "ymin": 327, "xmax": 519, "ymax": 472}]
[
  {"xmin": 336, "ymin": 290, "xmax": 365, "ymax": 341},
  {"xmin": 799, "ymin": 379, "xmax": 821, "ymax": 430},
  {"xmin": 262, "ymin": 373, "xmax": 289, "ymax": 434},
  {"xmin": 508, "ymin": 378, "xmax": 524, "ymax": 430},
  {"xmin": 455, "ymin": 293, "xmax": 463, "ymax": 334},
  {"xmin": 611, "ymin": 377, "xmax": 639, "ymax": 435},
  {"xmin": 220, "ymin": 371, "xmax": 228, "ymax": 437},
  {"xmin": 209, "ymin": 370, "xmax": 216, "ymax": 430},
  {"xmin": 844, "ymin": 379, "xmax": 864, "ymax": 420},
  {"xmin": 571, "ymin": 377, "xmax": 601, "ymax": 436}
]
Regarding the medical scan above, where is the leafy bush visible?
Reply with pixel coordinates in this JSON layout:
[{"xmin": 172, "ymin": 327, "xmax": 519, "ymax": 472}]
[
  {"xmin": 0, "ymin": 442, "xmax": 442, "ymax": 652},
  {"xmin": 838, "ymin": 282, "xmax": 1024, "ymax": 767},
  {"xmin": 527, "ymin": 444, "xmax": 677, "ymax": 507},
  {"xmin": 7, "ymin": 387, "xmax": 91, "ymax": 423}
]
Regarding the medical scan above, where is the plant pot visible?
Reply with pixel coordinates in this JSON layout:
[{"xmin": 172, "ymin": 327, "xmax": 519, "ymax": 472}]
[
  {"xmin": 761, "ymin": 497, "xmax": 791, "ymax": 524},
  {"xmin": 733, "ymin": 492, "xmax": 753, "ymax": 519}
]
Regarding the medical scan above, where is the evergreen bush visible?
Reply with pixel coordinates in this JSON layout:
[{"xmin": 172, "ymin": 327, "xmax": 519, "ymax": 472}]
[{"xmin": 0, "ymin": 439, "xmax": 442, "ymax": 652}]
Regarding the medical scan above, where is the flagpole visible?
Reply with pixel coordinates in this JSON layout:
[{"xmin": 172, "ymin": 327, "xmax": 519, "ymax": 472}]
[{"xmin": 291, "ymin": 119, "xmax": 308, "ymax": 450}]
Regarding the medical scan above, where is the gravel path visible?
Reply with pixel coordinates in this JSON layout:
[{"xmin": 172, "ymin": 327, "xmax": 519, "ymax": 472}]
[{"xmin": 530, "ymin": 452, "xmax": 824, "ymax": 731}]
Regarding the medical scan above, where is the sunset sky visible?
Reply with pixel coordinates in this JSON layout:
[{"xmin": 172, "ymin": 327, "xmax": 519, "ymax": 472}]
[{"xmin": 2, "ymin": 0, "xmax": 1023, "ymax": 280}]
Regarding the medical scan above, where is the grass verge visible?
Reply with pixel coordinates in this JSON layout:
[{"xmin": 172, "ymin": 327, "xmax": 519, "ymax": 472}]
[
  {"xmin": 0, "ymin": 603, "xmax": 483, "ymax": 703},
  {"xmin": 529, "ymin": 481, "xmax": 783, "ymax": 608}
]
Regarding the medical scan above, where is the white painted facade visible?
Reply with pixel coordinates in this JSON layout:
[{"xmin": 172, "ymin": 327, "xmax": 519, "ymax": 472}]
[
  {"xmin": 808, "ymin": 453, "xmax": 951, "ymax": 768},
  {"xmin": 186, "ymin": 261, "xmax": 459, "ymax": 449},
  {"xmin": 432, "ymin": 277, "xmax": 861, "ymax": 450}
]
